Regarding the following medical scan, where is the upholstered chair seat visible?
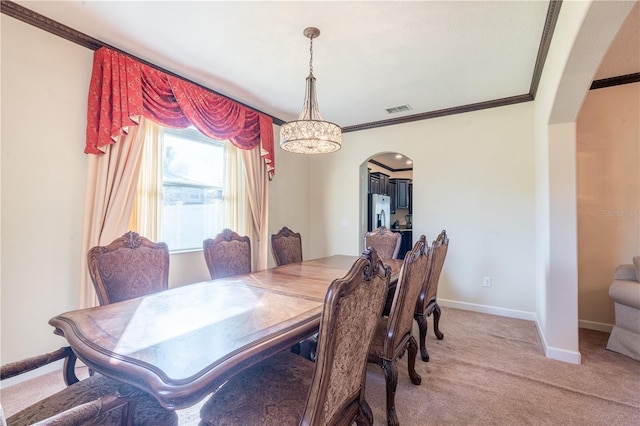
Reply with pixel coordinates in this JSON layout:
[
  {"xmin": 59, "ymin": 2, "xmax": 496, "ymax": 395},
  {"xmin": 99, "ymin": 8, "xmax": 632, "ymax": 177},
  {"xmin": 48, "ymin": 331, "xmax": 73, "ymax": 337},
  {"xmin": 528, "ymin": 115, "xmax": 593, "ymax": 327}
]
[
  {"xmin": 200, "ymin": 248, "xmax": 391, "ymax": 426},
  {"xmin": 2, "ymin": 347, "xmax": 177, "ymax": 426},
  {"xmin": 198, "ymin": 351, "xmax": 312, "ymax": 425},
  {"xmin": 203, "ymin": 229, "xmax": 252, "ymax": 279},
  {"xmin": 606, "ymin": 257, "xmax": 640, "ymax": 361}
]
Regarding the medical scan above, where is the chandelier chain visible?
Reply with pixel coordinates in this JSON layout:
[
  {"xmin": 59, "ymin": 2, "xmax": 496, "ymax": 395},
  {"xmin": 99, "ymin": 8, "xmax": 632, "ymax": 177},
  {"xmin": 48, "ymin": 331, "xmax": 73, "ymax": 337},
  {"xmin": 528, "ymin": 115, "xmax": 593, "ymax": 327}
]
[{"xmin": 309, "ymin": 36, "xmax": 314, "ymax": 75}]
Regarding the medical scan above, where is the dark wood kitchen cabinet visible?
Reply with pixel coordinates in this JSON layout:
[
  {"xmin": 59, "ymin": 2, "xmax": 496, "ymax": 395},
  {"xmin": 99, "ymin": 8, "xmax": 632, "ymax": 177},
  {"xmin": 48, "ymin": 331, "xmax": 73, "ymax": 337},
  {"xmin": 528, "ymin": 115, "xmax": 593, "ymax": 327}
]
[
  {"xmin": 393, "ymin": 230, "xmax": 412, "ymax": 260},
  {"xmin": 389, "ymin": 180, "xmax": 397, "ymax": 213},
  {"xmin": 369, "ymin": 173, "xmax": 379, "ymax": 194},
  {"xmin": 369, "ymin": 172, "xmax": 390, "ymax": 195},
  {"xmin": 395, "ymin": 179, "xmax": 411, "ymax": 209}
]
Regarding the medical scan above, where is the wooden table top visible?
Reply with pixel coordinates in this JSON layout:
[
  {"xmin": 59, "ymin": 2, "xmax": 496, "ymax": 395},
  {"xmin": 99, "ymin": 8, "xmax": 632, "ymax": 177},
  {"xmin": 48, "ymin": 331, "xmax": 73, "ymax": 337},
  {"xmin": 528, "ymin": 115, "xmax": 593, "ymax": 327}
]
[{"xmin": 49, "ymin": 255, "xmax": 403, "ymax": 409}]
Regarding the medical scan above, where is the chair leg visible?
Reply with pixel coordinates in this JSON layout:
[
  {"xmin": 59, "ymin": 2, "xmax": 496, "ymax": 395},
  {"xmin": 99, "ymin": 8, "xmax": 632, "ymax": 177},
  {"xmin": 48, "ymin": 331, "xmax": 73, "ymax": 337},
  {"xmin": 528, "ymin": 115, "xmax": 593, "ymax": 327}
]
[
  {"xmin": 121, "ymin": 398, "xmax": 138, "ymax": 426},
  {"xmin": 356, "ymin": 400, "xmax": 374, "ymax": 426},
  {"xmin": 432, "ymin": 303, "xmax": 444, "ymax": 340},
  {"xmin": 407, "ymin": 336, "xmax": 422, "ymax": 385},
  {"xmin": 63, "ymin": 349, "xmax": 80, "ymax": 385},
  {"xmin": 290, "ymin": 342, "xmax": 301, "ymax": 355},
  {"xmin": 414, "ymin": 312, "xmax": 430, "ymax": 361},
  {"xmin": 382, "ymin": 359, "xmax": 399, "ymax": 426}
]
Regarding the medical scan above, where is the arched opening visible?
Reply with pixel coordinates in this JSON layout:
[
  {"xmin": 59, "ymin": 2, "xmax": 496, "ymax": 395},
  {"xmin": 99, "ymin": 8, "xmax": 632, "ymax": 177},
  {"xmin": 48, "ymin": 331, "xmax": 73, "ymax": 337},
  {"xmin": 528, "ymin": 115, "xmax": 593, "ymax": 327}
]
[{"xmin": 359, "ymin": 152, "xmax": 414, "ymax": 259}]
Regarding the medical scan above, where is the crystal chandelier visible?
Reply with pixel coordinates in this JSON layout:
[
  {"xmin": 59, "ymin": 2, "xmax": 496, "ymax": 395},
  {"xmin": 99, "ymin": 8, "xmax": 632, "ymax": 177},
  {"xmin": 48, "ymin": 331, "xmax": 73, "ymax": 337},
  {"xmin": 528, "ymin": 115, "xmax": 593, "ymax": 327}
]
[{"xmin": 280, "ymin": 27, "xmax": 342, "ymax": 154}]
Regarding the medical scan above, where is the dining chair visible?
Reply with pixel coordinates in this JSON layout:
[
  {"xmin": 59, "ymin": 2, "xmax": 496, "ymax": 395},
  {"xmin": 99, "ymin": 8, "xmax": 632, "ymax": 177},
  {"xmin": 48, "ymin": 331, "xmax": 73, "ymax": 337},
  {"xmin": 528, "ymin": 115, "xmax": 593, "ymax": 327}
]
[
  {"xmin": 1, "ymin": 346, "xmax": 177, "ymax": 426},
  {"xmin": 198, "ymin": 247, "xmax": 391, "ymax": 426},
  {"xmin": 87, "ymin": 231, "xmax": 170, "ymax": 305},
  {"xmin": 203, "ymin": 229, "xmax": 252, "ymax": 279},
  {"xmin": 415, "ymin": 229, "xmax": 449, "ymax": 361},
  {"xmin": 366, "ymin": 226, "xmax": 404, "ymax": 318},
  {"xmin": 270, "ymin": 226, "xmax": 303, "ymax": 266},
  {"xmin": 367, "ymin": 235, "xmax": 431, "ymax": 426},
  {"xmin": 364, "ymin": 226, "xmax": 402, "ymax": 260},
  {"xmin": 269, "ymin": 226, "xmax": 318, "ymax": 358}
]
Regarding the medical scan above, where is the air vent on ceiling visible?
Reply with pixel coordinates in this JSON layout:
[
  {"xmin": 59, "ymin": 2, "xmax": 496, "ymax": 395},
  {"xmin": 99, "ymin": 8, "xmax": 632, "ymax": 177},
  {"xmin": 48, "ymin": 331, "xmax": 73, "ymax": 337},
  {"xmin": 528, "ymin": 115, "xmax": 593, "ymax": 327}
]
[{"xmin": 385, "ymin": 104, "xmax": 413, "ymax": 114}]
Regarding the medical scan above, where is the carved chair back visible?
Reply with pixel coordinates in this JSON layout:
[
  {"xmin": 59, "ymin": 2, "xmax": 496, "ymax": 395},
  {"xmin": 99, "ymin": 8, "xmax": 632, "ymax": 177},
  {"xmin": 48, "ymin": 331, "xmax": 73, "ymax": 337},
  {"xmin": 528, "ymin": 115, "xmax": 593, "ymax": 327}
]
[
  {"xmin": 366, "ymin": 236, "xmax": 430, "ymax": 424},
  {"xmin": 364, "ymin": 226, "xmax": 402, "ymax": 260},
  {"xmin": 416, "ymin": 230, "xmax": 449, "ymax": 314},
  {"xmin": 382, "ymin": 235, "xmax": 432, "ymax": 358},
  {"xmin": 203, "ymin": 229, "xmax": 252, "ymax": 279},
  {"xmin": 88, "ymin": 231, "xmax": 170, "ymax": 305},
  {"xmin": 301, "ymin": 248, "xmax": 390, "ymax": 424},
  {"xmin": 270, "ymin": 226, "xmax": 303, "ymax": 266}
]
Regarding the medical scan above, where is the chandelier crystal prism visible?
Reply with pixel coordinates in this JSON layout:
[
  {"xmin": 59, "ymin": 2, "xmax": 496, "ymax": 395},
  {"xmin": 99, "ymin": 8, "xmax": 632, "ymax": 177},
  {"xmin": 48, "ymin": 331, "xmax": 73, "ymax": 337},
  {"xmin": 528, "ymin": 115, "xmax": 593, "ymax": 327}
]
[{"xmin": 280, "ymin": 27, "xmax": 342, "ymax": 154}]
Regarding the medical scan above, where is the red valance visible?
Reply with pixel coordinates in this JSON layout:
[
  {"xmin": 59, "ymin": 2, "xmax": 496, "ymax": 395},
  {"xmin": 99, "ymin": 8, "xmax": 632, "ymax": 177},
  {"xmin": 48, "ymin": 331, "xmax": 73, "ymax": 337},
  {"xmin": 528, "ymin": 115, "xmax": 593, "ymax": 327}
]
[{"xmin": 85, "ymin": 47, "xmax": 274, "ymax": 178}]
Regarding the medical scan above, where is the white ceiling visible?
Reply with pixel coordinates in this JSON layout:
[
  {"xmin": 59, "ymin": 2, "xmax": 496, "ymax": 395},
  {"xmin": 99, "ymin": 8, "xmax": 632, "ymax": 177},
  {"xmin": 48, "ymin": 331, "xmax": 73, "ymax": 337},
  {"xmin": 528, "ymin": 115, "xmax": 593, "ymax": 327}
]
[{"xmin": 9, "ymin": 1, "xmax": 639, "ymax": 140}]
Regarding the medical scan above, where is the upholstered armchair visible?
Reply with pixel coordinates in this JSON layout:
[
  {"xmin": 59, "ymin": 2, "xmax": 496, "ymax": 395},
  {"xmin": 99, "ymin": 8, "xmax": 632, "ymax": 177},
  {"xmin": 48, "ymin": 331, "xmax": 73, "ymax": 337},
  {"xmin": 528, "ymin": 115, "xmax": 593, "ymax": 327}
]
[
  {"xmin": 1, "ymin": 347, "xmax": 177, "ymax": 425},
  {"xmin": 607, "ymin": 257, "xmax": 640, "ymax": 361}
]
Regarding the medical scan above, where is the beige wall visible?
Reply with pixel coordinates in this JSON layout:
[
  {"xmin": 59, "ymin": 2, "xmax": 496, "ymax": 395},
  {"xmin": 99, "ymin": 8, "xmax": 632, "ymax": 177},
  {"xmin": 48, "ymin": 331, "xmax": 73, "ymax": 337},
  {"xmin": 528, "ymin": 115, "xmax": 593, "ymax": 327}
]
[
  {"xmin": 0, "ymin": 16, "xmax": 312, "ymax": 364},
  {"xmin": 577, "ymin": 82, "xmax": 640, "ymax": 329},
  {"xmin": 1, "ymin": 15, "xmax": 93, "ymax": 363},
  {"xmin": 307, "ymin": 103, "xmax": 538, "ymax": 315}
]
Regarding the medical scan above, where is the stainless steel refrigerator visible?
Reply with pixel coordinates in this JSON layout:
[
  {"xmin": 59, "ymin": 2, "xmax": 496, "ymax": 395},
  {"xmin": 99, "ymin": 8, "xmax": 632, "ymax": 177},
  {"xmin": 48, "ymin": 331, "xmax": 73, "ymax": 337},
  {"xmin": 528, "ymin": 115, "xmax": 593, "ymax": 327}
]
[{"xmin": 368, "ymin": 194, "xmax": 391, "ymax": 231}]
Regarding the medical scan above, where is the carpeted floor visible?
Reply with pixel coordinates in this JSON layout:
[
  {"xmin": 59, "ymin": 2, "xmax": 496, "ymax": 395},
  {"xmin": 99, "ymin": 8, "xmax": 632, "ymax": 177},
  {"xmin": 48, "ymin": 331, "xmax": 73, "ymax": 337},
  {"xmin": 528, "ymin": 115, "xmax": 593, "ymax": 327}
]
[{"xmin": 2, "ymin": 307, "xmax": 639, "ymax": 425}]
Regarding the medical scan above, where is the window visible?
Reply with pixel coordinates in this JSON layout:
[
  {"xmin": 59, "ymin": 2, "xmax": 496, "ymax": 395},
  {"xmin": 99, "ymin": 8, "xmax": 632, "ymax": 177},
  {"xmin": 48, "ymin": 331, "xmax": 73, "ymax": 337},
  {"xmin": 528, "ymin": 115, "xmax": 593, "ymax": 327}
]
[{"xmin": 162, "ymin": 128, "xmax": 225, "ymax": 251}]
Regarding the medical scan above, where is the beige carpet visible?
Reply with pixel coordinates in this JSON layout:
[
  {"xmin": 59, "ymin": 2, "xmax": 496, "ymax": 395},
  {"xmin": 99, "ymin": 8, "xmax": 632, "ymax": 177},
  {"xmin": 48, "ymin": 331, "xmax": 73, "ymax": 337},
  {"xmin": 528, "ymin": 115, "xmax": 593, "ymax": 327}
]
[{"xmin": 2, "ymin": 307, "xmax": 639, "ymax": 425}]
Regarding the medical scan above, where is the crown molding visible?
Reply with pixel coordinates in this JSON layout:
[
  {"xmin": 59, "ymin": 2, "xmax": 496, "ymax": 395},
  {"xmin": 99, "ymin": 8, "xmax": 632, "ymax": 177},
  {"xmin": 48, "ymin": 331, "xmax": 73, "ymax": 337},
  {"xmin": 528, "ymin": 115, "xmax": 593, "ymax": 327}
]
[
  {"xmin": 0, "ymin": 0, "xmax": 286, "ymax": 126},
  {"xmin": 343, "ymin": 94, "xmax": 532, "ymax": 133},
  {"xmin": 590, "ymin": 73, "xmax": 640, "ymax": 90}
]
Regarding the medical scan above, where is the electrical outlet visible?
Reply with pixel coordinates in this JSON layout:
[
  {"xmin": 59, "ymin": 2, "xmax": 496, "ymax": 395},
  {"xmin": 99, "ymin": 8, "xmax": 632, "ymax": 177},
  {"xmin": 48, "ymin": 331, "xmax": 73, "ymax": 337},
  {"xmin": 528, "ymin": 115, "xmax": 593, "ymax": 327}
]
[{"xmin": 483, "ymin": 276, "xmax": 491, "ymax": 287}]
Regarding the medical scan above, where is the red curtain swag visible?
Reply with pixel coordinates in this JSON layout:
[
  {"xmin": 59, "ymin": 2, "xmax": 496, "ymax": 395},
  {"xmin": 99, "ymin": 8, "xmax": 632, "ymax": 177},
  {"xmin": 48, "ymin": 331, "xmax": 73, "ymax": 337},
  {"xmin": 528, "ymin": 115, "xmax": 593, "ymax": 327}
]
[{"xmin": 85, "ymin": 47, "xmax": 275, "ymax": 178}]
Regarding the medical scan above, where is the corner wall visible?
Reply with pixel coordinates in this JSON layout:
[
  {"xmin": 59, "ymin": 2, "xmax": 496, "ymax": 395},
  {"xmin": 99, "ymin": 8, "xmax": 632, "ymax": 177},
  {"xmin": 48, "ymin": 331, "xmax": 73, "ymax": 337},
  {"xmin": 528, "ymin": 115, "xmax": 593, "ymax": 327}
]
[
  {"xmin": 533, "ymin": 0, "xmax": 636, "ymax": 363},
  {"xmin": 577, "ymin": 82, "xmax": 640, "ymax": 329}
]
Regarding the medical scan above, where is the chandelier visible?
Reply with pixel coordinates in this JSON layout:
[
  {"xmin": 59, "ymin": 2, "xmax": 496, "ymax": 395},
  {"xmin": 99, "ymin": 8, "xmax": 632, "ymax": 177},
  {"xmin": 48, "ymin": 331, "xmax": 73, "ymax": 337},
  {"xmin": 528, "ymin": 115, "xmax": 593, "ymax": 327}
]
[{"xmin": 280, "ymin": 27, "xmax": 342, "ymax": 154}]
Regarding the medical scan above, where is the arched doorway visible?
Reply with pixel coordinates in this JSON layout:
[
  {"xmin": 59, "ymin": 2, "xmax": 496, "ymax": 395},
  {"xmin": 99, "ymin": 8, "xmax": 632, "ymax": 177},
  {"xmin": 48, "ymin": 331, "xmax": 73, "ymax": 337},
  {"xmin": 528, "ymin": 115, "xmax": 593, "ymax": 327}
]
[{"xmin": 359, "ymin": 152, "xmax": 414, "ymax": 258}]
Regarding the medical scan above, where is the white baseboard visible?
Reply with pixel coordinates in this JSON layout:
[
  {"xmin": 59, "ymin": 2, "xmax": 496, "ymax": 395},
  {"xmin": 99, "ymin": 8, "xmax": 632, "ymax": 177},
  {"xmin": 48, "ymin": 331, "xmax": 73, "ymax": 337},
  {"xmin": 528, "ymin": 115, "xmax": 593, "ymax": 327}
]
[
  {"xmin": 438, "ymin": 298, "xmax": 537, "ymax": 322},
  {"xmin": 544, "ymin": 344, "xmax": 582, "ymax": 364},
  {"xmin": 439, "ymin": 298, "xmax": 583, "ymax": 365},
  {"xmin": 578, "ymin": 319, "xmax": 613, "ymax": 333}
]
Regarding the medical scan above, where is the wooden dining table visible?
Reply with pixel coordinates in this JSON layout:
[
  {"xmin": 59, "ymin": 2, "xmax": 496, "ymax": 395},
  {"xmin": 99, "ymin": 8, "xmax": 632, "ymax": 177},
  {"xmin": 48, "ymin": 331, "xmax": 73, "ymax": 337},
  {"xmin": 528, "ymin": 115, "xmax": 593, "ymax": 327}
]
[{"xmin": 49, "ymin": 255, "xmax": 403, "ymax": 410}]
